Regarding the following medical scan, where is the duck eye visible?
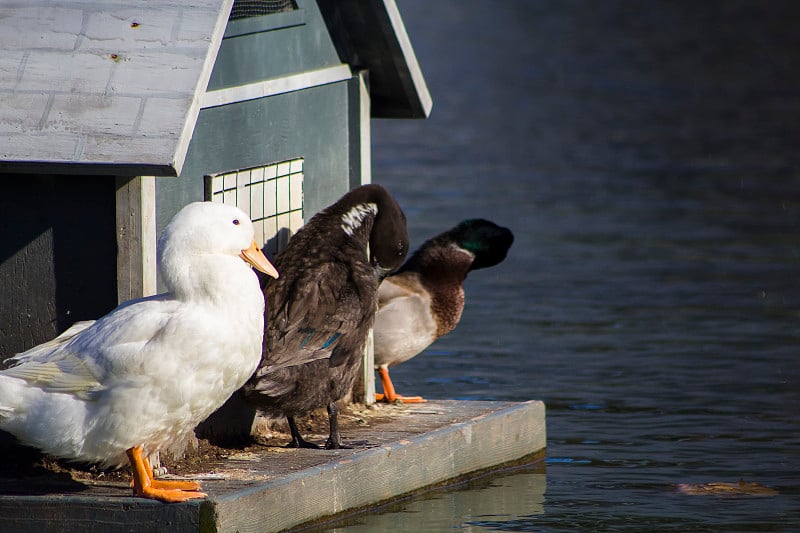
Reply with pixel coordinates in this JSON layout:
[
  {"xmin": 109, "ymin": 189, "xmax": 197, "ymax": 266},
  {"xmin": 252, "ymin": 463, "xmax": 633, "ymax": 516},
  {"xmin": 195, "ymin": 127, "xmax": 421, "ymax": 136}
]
[{"xmin": 232, "ymin": 219, "xmax": 240, "ymax": 226}]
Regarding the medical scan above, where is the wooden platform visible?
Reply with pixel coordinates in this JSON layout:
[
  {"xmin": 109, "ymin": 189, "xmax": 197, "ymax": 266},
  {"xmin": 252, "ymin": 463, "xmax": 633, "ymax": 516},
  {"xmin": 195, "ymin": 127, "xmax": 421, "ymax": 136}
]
[{"xmin": 0, "ymin": 400, "xmax": 546, "ymax": 532}]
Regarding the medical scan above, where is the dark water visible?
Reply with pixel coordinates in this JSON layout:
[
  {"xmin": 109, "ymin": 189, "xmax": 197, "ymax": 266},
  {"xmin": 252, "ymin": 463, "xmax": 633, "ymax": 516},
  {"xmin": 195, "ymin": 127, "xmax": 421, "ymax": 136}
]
[{"xmin": 325, "ymin": 1, "xmax": 800, "ymax": 531}]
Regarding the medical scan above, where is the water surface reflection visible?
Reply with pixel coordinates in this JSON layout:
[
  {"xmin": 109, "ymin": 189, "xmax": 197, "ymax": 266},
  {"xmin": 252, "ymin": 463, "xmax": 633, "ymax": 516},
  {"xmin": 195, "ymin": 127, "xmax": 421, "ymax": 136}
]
[
  {"xmin": 327, "ymin": 466, "xmax": 545, "ymax": 532},
  {"xmin": 323, "ymin": 0, "xmax": 800, "ymax": 530}
]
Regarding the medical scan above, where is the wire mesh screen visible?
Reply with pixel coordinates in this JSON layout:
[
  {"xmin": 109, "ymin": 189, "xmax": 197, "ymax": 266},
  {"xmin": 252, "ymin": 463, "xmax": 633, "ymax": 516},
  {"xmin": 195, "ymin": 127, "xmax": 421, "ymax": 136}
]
[
  {"xmin": 206, "ymin": 158, "xmax": 304, "ymax": 254},
  {"xmin": 230, "ymin": 0, "xmax": 297, "ymax": 20}
]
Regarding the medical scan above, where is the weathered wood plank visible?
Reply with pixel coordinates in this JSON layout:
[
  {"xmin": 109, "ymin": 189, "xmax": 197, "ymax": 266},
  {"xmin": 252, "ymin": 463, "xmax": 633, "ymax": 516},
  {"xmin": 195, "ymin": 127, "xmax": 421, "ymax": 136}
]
[
  {"xmin": 350, "ymin": 69, "xmax": 375, "ymax": 404},
  {"xmin": 115, "ymin": 176, "xmax": 157, "ymax": 303},
  {"xmin": 0, "ymin": 0, "xmax": 234, "ymax": 176},
  {"xmin": 0, "ymin": 496, "xmax": 200, "ymax": 533}
]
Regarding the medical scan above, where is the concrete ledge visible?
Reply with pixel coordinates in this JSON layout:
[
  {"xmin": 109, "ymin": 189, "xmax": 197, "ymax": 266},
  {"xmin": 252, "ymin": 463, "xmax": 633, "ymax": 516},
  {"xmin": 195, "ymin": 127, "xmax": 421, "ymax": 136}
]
[{"xmin": 0, "ymin": 400, "xmax": 546, "ymax": 533}]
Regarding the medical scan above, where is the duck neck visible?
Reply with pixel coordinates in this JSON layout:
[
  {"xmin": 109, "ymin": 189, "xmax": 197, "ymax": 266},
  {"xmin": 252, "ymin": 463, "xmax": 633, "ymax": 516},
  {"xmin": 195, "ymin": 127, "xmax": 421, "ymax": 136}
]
[
  {"xmin": 337, "ymin": 202, "xmax": 377, "ymax": 246},
  {"xmin": 400, "ymin": 243, "xmax": 473, "ymax": 336},
  {"xmin": 163, "ymin": 254, "xmax": 262, "ymax": 309},
  {"xmin": 400, "ymin": 241, "xmax": 474, "ymax": 284}
]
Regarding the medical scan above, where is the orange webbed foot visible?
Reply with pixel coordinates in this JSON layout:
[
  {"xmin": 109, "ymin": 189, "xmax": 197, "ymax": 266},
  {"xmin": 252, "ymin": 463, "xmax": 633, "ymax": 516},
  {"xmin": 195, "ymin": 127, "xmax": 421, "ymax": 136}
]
[
  {"xmin": 126, "ymin": 446, "xmax": 207, "ymax": 503},
  {"xmin": 376, "ymin": 367, "xmax": 428, "ymax": 403},
  {"xmin": 149, "ymin": 478, "xmax": 203, "ymax": 492},
  {"xmin": 135, "ymin": 485, "xmax": 207, "ymax": 503},
  {"xmin": 375, "ymin": 392, "xmax": 427, "ymax": 403}
]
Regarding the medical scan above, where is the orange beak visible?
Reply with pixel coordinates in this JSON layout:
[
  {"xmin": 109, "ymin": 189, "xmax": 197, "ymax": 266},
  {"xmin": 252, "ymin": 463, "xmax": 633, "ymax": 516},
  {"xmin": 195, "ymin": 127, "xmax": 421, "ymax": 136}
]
[{"xmin": 239, "ymin": 240, "xmax": 279, "ymax": 279}]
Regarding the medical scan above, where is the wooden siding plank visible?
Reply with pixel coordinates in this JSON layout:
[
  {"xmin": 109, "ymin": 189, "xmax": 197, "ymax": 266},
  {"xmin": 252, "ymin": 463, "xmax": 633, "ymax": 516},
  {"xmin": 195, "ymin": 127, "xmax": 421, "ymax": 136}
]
[
  {"xmin": 349, "ymin": 70, "xmax": 375, "ymax": 404},
  {"xmin": 201, "ymin": 63, "xmax": 351, "ymax": 108},
  {"xmin": 207, "ymin": 0, "xmax": 341, "ymax": 91},
  {"xmin": 115, "ymin": 176, "xmax": 157, "ymax": 303}
]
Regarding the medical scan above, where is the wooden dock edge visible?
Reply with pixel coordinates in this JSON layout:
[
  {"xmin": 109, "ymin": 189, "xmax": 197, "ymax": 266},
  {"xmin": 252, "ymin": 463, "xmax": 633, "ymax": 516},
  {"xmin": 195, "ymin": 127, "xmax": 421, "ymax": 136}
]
[
  {"xmin": 291, "ymin": 447, "xmax": 547, "ymax": 532},
  {"xmin": 204, "ymin": 400, "xmax": 546, "ymax": 532}
]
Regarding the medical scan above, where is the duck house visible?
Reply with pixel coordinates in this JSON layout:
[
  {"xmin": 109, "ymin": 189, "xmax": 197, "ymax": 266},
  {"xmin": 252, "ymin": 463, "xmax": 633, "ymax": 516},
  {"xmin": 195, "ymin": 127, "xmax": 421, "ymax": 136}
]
[{"xmin": 0, "ymin": 0, "xmax": 431, "ymax": 359}]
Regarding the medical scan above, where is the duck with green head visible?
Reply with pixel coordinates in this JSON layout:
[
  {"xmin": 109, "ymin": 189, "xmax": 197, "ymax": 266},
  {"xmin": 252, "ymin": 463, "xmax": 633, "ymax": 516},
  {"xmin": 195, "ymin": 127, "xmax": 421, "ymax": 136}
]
[{"xmin": 374, "ymin": 219, "xmax": 514, "ymax": 403}]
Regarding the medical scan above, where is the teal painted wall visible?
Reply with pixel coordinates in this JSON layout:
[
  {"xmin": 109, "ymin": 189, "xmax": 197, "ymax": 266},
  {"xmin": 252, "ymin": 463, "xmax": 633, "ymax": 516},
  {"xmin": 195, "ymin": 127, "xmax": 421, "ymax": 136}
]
[
  {"xmin": 208, "ymin": 0, "xmax": 341, "ymax": 91},
  {"xmin": 157, "ymin": 81, "xmax": 352, "ymax": 235}
]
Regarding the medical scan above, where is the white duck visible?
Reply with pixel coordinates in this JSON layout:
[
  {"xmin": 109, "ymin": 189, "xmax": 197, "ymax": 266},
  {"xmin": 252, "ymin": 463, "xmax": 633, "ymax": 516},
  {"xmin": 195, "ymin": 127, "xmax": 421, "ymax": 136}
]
[{"xmin": 0, "ymin": 201, "xmax": 278, "ymax": 502}]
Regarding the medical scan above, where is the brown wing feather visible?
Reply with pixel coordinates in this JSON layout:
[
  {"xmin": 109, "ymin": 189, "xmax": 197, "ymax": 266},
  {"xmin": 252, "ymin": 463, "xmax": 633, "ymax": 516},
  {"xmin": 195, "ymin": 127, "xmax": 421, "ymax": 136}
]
[{"xmin": 260, "ymin": 261, "xmax": 370, "ymax": 369}]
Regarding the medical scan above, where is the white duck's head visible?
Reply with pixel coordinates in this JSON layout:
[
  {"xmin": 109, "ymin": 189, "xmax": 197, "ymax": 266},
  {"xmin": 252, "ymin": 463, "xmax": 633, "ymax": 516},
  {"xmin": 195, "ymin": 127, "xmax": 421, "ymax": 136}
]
[{"xmin": 158, "ymin": 202, "xmax": 278, "ymax": 299}]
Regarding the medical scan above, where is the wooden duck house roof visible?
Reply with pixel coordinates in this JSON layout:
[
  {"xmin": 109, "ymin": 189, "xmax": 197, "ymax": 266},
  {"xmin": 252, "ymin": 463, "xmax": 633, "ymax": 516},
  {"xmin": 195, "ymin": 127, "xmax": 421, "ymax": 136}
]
[
  {"xmin": 0, "ymin": 0, "xmax": 233, "ymax": 176},
  {"xmin": 0, "ymin": 0, "xmax": 431, "ymax": 177}
]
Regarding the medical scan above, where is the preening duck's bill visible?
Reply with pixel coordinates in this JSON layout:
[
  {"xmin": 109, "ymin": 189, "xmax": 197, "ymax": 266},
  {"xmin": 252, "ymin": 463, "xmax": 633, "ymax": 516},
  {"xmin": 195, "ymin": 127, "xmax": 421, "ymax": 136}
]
[{"xmin": 240, "ymin": 240, "xmax": 279, "ymax": 278}]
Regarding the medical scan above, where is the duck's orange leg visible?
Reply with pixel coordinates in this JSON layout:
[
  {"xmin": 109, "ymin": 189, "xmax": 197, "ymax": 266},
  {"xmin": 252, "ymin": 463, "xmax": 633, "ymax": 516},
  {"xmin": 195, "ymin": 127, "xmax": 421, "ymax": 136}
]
[
  {"xmin": 127, "ymin": 446, "xmax": 206, "ymax": 502},
  {"xmin": 142, "ymin": 451, "xmax": 203, "ymax": 491},
  {"xmin": 374, "ymin": 367, "xmax": 426, "ymax": 403}
]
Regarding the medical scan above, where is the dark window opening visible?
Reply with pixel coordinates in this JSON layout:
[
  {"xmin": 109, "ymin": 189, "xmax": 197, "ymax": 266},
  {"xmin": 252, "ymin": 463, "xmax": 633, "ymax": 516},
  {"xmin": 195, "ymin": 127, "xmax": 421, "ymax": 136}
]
[{"xmin": 229, "ymin": 0, "xmax": 297, "ymax": 20}]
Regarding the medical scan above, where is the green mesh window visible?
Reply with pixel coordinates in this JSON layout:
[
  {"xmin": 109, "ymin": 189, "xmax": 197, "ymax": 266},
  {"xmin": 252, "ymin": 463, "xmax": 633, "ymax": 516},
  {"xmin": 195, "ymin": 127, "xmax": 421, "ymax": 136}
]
[{"xmin": 206, "ymin": 158, "xmax": 304, "ymax": 252}]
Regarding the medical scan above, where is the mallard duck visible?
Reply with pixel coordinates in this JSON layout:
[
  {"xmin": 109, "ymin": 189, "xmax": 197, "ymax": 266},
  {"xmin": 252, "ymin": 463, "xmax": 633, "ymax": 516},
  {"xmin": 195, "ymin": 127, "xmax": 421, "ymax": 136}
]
[
  {"xmin": 242, "ymin": 184, "xmax": 408, "ymax": 449},
  {"xmin": 373, "ymin": 219, "xmax": 513, "ymax": 403},
  {"xmin": 0, "ymin": 201, "xmax": 278, "ymax": 502}
]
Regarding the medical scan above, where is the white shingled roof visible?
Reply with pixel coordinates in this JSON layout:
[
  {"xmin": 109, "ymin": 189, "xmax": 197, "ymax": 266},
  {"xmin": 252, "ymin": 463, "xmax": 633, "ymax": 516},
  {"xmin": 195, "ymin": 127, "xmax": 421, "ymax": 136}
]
[{"xmin": 0, "ymin": 0, "xmax": 233, "ymax": 176}]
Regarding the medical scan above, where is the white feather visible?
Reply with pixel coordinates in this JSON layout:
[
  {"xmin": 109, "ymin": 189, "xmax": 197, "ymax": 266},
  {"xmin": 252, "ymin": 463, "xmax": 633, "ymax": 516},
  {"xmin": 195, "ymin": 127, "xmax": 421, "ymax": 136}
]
[
  {"xmin": 373, "ymin": 276, "xmax": 438, "ymax": 368},
  {"xmin": 0, "ymin": 202, "xmax": 269, "ymax": 468}
]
